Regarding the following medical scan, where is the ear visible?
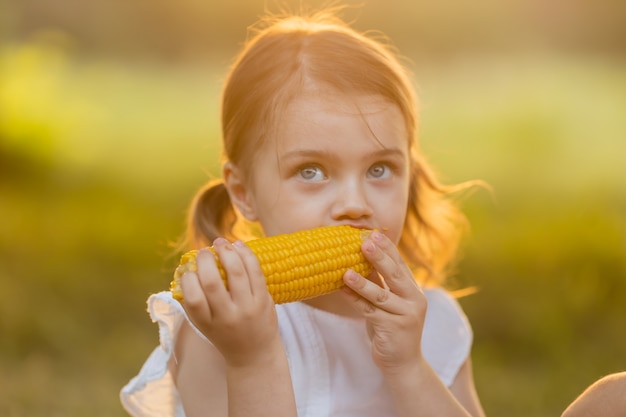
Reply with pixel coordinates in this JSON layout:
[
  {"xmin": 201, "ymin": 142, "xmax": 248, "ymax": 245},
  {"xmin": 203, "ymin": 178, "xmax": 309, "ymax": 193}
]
[{"xmin": 223, "ymin": 162, "xmax": 258, "ymax": 221}]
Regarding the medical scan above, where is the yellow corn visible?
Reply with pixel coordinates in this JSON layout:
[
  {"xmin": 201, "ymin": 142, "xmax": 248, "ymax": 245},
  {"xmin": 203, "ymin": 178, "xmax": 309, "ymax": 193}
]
[{"xmin": 170, "ymin": 225, "xmax": 372, "ymax": 304}]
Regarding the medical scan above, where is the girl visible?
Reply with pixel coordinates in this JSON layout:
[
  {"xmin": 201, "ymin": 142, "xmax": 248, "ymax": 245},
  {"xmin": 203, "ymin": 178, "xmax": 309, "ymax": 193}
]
[{"xmin": 121, "ymin": 8, "xmax": 485, "ymax": 417}]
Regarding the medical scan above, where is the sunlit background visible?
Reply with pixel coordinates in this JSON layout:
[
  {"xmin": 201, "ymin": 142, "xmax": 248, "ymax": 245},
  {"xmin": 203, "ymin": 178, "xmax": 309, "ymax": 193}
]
[{"xmin": 1, "ymin": 0, "xmax": 625, "ymax": 416}]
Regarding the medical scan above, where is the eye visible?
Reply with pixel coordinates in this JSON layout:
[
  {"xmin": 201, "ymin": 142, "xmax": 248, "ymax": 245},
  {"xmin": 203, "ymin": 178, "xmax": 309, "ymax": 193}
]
[
  {"xmin": 299, "ymin": 165, "xmax": 326, "ymax": 182},
  {"xmin": 368, "ymin": 163, "xmax": 391, "ymax": 179}
]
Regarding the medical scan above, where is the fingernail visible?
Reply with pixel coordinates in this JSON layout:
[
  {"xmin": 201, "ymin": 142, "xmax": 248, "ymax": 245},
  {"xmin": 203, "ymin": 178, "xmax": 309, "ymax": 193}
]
[
  {"xmin": 363, "ymin": 239, "xmax": 376, "ymax": 254},
  {"xmin": 233, "ymin": 240, "xmax": 246, "ymax": 249},
  {"xmin": 181, "ymin": 271, "xmax": 196, "ymax": 281},
  {"xmin": 345, "ymin": 270, "xmax": 359, "ymax": 284},
  {"xmin": 213, "ymin": 237, "xmax": 228, "ymax": 246},
  {"xmin": 370, "ymin": 230, "xmax": 384, "ymax": 242}
]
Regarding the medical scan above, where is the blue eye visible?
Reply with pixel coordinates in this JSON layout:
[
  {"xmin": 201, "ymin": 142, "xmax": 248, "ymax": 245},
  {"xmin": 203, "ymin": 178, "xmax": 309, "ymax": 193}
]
[
  {"xmin": 368, "ymin": 163, "xmax": 390, "ymax": 179},
  {"xmin": 299, "ymin": 166, "xmax": 326, "ymax": 181}
]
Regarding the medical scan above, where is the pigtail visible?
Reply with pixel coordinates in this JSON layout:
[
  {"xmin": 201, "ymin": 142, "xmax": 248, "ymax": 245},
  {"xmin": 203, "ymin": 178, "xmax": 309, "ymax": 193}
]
[{"xmin": 184, "ymin": 179, "xmax": 237, "ymax": 250}]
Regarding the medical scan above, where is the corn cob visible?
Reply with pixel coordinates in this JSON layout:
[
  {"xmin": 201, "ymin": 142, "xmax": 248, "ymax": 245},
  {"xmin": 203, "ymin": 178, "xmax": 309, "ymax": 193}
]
[{"xmin": 170, "ymin": 225, "xmax": 372, "ymax": 304}]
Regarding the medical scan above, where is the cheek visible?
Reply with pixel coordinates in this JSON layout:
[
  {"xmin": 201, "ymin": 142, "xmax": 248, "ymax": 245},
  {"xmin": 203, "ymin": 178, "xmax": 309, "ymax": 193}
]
[
  {"xmin": 278, "ymin": 193, "xmax": 327, "ymax": 222},
  {"xmin": 253, "ymin": 186, "xmax": 328, "ymax": 234},
  {"xmin": 375, "ymin": 185, "xmax": 409, "ymax": 243}
]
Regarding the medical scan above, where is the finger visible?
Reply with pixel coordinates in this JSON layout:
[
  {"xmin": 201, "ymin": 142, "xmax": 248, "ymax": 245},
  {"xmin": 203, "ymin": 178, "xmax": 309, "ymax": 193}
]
[
  {"xmin": 362, "ymin": 231, "xmax": 421, "ymax": 298},
  {"xmin": 180, "ymin": 270, "xmax": 212, "ymax": 321},
  {"xmin": 365, "ymin": 269, "xmax": 386, "ymax": 289},
  {"xmin": 212, "ymin": 238, "xmax": 253, "ymax": 303},
  {"xmin": 342, "ymin": 269, "xmax": 401, "ymax": 315},
  {"xmin": 340, "ymin": 276, "xmax": 378, "ymax": 316},
  {"xmin": 232, "ymin": 240, "xmax": 268, "ymax": 299},
  {"xmin": 195, "ymin": 245, "xmax": 233, "ymax": 311}
]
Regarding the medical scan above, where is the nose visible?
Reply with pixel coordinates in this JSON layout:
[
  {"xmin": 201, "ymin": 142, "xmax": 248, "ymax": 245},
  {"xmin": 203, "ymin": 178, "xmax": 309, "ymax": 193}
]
[{"xmin": 330, "ymin": 180, "xmax": 373, "ymax": 221}]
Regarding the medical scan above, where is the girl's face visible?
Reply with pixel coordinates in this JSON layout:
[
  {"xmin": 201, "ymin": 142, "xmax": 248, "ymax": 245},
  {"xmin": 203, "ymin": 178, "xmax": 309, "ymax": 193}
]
[{"xmin": 233, "ymin": 92, "xmax": 411, "ymax": 245}]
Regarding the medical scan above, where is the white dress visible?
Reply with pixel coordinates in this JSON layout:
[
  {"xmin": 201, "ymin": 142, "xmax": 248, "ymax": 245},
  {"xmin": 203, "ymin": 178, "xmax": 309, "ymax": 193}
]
[{"xmin": 120, "ymin": 288, "xmax": 472, "ymax": 417}]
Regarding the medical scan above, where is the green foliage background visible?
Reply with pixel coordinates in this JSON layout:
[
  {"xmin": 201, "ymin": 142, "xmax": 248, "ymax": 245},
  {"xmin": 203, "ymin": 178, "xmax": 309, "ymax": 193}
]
[{"xmin": 1, "ymin": 1, "xmax": 625, "ymax": 416}]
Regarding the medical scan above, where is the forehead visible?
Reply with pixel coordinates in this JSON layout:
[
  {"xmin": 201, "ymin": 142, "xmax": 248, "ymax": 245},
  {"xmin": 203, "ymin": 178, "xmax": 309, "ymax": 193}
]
[{"xmin": 273, "ymin": 92, "xmax": 408, "ymax": 152}]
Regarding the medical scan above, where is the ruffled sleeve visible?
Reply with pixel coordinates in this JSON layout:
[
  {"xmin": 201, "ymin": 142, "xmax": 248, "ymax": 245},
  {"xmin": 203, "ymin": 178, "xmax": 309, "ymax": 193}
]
[
  {"xmin": 120, "ymin": 291, "xmax": 200, "ymax": 417},
  {"xmin": 421, "ymin": 288, "xmax": 473, "ymax": 387}
]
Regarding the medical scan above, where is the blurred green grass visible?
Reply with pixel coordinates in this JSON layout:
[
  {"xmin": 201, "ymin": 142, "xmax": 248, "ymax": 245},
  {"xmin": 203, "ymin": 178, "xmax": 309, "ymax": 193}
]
[{"xmin": 1, "ymin": 37, "xmax": 625, "ymax": 416}]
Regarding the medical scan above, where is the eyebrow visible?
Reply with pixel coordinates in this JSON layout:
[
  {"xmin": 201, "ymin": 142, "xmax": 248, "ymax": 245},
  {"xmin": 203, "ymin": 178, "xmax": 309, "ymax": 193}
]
[{"xmin": 281, "ymin": 147, "xmax": 407, "ymax": 160}]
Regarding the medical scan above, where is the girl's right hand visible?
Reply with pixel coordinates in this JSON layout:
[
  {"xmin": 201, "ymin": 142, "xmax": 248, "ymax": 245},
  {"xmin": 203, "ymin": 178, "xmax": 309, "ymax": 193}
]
[{"xmin": 179, "ymin": 238, "xmax": 282, "ymax": 368}]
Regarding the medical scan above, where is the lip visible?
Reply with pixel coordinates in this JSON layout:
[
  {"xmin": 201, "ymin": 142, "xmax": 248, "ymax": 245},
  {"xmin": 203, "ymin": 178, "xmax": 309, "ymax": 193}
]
[{"xmin": 337, "ymin": 223, "xmax": 373, "ymax": 230}]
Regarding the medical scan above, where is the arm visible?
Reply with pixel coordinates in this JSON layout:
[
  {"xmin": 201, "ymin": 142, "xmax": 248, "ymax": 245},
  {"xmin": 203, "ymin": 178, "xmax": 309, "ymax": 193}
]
[
  {"xmin": 382, "ymin": 354, "xmax": 484, "ymax": 417},
  {"xmin": 170, "ymin": 321, "xmax": 227, "ymax": 417},
  {"xmin": 176, "ymin": 239, "xmax": 297, "ymax": 417},
  {"xmin": 341, "ymin": 230, "xmax": 484, "ymax": 417},
  {"xmin": 381, "ymin": 357, "xmax": 478, "ymax": 417},
  {"xmin": 562, "ymin": 372, "xmax": 626, "ymax": 417},
  {"xmin": 449, "ymin": 358, "xmax": 486, "ymax": 417}
]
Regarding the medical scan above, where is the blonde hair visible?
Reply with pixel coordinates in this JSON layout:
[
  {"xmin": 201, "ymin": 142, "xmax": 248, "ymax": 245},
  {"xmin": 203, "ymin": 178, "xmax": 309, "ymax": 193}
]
[{"xmin": 183, "ymin": 9, "xmax": 473, "ymax": 286}]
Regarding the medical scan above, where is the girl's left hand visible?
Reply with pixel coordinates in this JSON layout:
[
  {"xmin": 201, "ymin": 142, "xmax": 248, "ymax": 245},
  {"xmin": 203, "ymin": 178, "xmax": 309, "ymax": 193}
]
[{"xmin": 340, "ymin": 230, "xmax": 427, "ymax": 373}]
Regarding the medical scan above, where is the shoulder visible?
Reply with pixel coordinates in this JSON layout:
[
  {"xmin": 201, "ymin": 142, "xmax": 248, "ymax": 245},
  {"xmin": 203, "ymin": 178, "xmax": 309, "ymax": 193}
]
[
  {"xmin": 562, "ymin": 372, "xmax": 626, "ymax": 417},
  {"xmin": 121, "ymin": 291, "xmax": 189, "ymax": 416},
  {"xmin": 421, "ymin": 287, "xmax": 473, "ymax": 387},
  {"xmin": 121, "ymin": 292, "xmax": 225, "ymax": 417}
]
